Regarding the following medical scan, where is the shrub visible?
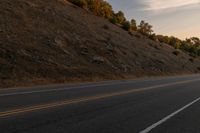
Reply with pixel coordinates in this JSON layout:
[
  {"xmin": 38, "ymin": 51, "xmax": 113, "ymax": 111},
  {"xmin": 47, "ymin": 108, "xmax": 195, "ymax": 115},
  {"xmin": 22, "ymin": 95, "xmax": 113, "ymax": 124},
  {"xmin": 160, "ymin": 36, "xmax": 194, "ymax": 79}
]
[
  {"xmin": 110, "ymin": 17, "xmax": 117, "ymax": 24},
  {"xmin": 197, "ymin": 67, "xmax": 200, "ymax": 71},
  {"xmin": 135, "ymin": 34, "xmax": 141, "ymax": 38},
  {"xmin": 149, "ymin": 34, "xmax": 157, "ymax": 41},
  {"xmin": 172, "ymin": 51, "xmax": 180, "ymax": 56},
  {"xmin": 189, "ymin": 58, "xmax": 194, "ymax": 63},
  {"xmin": 122, "ymin": 21, "xmax": 131, "ymax": 31},
  {"xmin": 103, "ymin": 25, "xmax": 109, "ymax": 30},
  {"xmin": 70, "ymin": 0, "xmax": 87, "ymax": 8},
  {"xmin": 128, "ymin": 31, "xmax": 134, "ymax": 36}
]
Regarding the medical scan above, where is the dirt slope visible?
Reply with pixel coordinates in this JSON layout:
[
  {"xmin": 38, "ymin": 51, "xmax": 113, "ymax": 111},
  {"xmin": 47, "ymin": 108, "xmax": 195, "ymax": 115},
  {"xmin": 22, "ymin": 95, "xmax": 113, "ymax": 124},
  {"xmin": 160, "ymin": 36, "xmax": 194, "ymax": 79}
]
[{"xmin": 0, "ymin": 0, "xmax": 200, "ymax": 88}]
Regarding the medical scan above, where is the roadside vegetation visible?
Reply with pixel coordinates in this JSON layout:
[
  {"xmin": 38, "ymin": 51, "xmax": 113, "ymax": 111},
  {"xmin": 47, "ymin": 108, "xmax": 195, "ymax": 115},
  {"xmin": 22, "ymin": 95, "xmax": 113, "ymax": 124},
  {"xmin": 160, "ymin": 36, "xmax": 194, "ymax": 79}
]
[{"xmin": 69, "ymin": 0, "xmax": 200, "ymax": 57}]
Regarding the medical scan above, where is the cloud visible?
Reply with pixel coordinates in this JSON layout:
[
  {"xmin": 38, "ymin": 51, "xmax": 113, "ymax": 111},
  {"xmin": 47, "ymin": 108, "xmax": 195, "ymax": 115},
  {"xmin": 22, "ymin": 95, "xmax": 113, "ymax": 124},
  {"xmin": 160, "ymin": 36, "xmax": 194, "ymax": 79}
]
[{"xmin": 143, "ymin": 0, "xmax": 200, "ymax": 10}]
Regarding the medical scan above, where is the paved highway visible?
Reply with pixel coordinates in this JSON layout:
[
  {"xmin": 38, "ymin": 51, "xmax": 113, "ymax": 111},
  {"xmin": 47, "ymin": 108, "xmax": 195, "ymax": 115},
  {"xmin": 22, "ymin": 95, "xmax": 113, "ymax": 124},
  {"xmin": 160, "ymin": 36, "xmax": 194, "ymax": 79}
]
[{"xmin": 1, "ymin": 75, "xmax": 200, "ymax": 133}]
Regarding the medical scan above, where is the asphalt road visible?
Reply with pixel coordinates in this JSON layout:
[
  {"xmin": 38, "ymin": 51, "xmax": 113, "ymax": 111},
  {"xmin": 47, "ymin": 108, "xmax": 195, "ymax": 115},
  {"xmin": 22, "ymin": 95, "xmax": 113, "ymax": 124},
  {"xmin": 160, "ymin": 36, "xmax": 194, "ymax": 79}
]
[{"xmin": 1, "ymin": 75, "xmax": 200, "ymax": 133}]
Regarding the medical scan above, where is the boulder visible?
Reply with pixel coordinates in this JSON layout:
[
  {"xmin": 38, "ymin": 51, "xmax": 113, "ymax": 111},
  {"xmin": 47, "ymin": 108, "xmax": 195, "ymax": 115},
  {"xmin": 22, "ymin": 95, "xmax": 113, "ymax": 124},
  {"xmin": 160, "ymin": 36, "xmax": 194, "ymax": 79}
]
[{"xmin": 92, "ymin": 56, "xmax": 105, "ymax": 64}]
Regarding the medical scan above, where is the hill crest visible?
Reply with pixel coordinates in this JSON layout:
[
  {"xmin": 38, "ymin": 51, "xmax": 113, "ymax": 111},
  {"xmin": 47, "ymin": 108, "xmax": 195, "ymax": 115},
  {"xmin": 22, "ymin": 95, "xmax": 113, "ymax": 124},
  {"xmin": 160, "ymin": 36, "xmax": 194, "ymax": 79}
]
[{"xmin": 0, "ymin": 0, "xmax": 200, "ymax": 88}]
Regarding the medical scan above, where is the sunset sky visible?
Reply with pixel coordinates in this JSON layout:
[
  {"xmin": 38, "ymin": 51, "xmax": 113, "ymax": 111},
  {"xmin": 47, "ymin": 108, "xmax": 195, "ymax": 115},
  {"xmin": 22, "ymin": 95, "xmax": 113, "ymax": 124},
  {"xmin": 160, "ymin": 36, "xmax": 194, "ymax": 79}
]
[{"xmin": 107, "ymin": 0, "xmax": 200, "ymax": 39}]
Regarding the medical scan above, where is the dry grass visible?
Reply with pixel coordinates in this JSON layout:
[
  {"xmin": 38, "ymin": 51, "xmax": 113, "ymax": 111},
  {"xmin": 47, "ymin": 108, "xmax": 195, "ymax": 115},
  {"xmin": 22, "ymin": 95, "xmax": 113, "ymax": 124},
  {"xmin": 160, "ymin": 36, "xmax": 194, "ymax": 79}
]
[{"xmin": 0, "ymin": 0, "xmax": 200, "ymax": 88}]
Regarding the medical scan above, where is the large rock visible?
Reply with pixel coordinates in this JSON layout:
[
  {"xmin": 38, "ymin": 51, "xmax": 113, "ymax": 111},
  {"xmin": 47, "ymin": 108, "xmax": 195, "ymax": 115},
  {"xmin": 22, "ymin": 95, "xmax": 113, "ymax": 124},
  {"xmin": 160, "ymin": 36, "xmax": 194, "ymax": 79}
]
[{"xmin": 92, "ymin": 56, "xmax": 105, "ymax": 64}]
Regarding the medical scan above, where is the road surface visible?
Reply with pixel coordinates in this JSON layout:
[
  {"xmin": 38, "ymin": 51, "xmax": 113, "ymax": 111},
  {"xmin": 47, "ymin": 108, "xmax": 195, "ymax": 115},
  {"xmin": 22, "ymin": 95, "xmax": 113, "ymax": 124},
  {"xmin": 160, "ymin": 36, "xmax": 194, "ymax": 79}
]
[{"xmin": 1, "ymin": 75, "xmax": 200, "ymax": 133}]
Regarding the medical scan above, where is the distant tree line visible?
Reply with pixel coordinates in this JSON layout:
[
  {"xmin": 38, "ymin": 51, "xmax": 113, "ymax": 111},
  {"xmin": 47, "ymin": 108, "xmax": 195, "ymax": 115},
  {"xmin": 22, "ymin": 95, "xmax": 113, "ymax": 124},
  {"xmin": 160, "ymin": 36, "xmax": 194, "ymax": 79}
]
[
  {"xmin": 68, "ymin": 0, "xmax": 139, "ymax": 32},
  {"xmin": 154, "ymin": 35, "xmax": 200, "ymax": 57},
  {"xmin": 68, "ymin": 0, "xmax": 200, "ymax": 57},
  {"xmin": 69, "ymin": 0, "xmax": 153, "ymax": 35}
]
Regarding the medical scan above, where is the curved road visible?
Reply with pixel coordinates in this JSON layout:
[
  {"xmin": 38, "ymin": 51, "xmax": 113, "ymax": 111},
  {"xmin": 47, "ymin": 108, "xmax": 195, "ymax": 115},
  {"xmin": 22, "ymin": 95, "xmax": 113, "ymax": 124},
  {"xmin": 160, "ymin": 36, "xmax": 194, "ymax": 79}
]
[{"xmin": 1, "ymin": 74, "xmax": 200, "ymax": 133}]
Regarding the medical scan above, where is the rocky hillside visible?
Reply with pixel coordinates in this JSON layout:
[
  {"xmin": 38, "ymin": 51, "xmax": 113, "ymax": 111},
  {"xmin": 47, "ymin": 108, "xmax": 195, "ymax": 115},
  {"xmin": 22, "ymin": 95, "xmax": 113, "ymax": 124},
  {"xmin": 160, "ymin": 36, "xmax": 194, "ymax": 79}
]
[{"xmin": 0, "ymin": 0, "xmax": 200, "ymax": 88}]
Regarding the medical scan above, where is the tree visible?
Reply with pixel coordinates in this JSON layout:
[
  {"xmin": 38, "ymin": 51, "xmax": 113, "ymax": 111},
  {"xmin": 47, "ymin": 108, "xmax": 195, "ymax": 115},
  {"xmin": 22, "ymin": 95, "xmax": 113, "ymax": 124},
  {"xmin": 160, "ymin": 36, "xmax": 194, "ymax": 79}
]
[
  {"xmin": 169, "ymin": 36, "xmax": 181, "ymax": 49},
  {"xmin": 146, "ymin": 24, "xmax": 153, "ymax": 35},
  {"xmin": 115, "ymin": 11, "xmax": 126, "ymax": 24},
  {"xmin": 110, "ymin": 16, "xmax": 118, "ymax": 24},
  {"xmin": 87, "ymin": 0, "xmax": 101, "ymax": 15},
  {"xmin": 190, "ymin": 37, "xmax": 200, "ymax": 46},
  {"xmin": 122, "ymin": 21, "xmax": 131, "ymax": 31},
  {"xmin": 138, "ymin": 20, "xmax": 153, "ymax": 36},
  {"xmin": 138, "ymin": 20, "xmax": 145, "ymax": 33},
  {"xmin": 149, "ymin": 33, "xmax": 157, "ymax": 41},
  {"xmin": 99, "ymin": 1, "xmax": 113, "ymax": 19},
  {"xmin": 130, "ymin": 19, "xmax": 137, "ymax": 31},
  {"xmin": 157, "ymin": 35, "xmax": 170, "ymax": 44},
  {"xmin": 180, "ymin": 38, "xmax": 200, "ymax": 56}
]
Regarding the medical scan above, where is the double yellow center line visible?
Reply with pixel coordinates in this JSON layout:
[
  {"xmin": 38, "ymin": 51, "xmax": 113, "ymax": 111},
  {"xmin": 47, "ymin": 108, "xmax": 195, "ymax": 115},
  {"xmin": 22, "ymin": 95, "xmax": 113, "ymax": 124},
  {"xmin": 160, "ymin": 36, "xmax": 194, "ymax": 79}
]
[{"xmin": 1, "ymin": 78, "xmax": 200, "ymax": 118}]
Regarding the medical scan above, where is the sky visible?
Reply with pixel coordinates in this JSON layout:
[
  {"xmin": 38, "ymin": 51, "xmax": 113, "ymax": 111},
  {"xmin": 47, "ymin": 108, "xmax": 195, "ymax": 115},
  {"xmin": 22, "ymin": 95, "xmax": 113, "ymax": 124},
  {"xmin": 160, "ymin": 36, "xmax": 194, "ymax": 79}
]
[{"xmin": 107, "ymin": 0, "xmax": 200, "ymax": 39}]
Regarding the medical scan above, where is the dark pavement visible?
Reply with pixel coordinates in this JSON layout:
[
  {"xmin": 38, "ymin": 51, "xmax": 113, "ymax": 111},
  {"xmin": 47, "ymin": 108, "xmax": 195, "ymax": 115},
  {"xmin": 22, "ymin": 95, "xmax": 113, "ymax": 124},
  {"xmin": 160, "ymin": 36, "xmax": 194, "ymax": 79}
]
[{"xmin": 1, "ymin": 75, "xmax": 200, "ymax": 133}]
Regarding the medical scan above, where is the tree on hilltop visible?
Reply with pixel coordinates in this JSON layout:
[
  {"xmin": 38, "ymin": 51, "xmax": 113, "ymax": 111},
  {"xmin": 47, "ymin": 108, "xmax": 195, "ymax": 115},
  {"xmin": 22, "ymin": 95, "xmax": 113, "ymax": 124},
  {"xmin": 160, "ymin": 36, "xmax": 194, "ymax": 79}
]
[{"xmin": 138, "ymin": 20, "xmax": 153, "ymax": 36}]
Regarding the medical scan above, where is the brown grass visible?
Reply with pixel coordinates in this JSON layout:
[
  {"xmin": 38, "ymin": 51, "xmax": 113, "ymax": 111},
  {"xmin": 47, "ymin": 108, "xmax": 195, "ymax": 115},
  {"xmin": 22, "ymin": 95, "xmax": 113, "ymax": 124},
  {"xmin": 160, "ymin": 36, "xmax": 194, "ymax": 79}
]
[{"xmin": 0, "ymin": 0, "xmax": 200, "ymax": 88}]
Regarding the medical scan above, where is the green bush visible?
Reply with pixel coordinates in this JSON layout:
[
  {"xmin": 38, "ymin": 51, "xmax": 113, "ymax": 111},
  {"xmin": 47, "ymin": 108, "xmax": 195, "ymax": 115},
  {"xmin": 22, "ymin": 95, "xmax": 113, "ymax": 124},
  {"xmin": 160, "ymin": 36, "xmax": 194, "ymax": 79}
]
[
  {"xmin": 122, "ymin": 21, "xmax": 131, "ymax": 31},
  {"xmin": 110, "ymin": 17, "xmax": 118, "ymax": 24}
]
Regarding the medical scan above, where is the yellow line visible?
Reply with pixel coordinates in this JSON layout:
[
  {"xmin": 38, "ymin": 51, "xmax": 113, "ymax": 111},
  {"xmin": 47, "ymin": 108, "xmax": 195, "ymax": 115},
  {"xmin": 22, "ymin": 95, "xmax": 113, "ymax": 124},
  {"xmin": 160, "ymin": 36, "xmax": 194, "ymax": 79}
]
[{"xmin": 0, "ymin": 78, "xmax": 200, "ymax": 118}]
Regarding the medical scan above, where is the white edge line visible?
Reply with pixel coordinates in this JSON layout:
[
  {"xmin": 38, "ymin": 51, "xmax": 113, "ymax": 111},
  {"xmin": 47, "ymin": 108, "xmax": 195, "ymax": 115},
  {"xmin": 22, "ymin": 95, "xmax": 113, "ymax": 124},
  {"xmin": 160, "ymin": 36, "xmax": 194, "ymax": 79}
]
[
  {"xmin": 0, "ymin": 78, "xmax": 200, "ymax": 97},
  {"xmin": 139, "ymin": 97, "xmax": 200, "ymax": 133},
  {"xmin": 0, "ymin": 82, "xmax": 118, "ymax": 97},
  {"xmin": 0, "ymin": 80, "xmax": 151, "ymax": 97}
]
